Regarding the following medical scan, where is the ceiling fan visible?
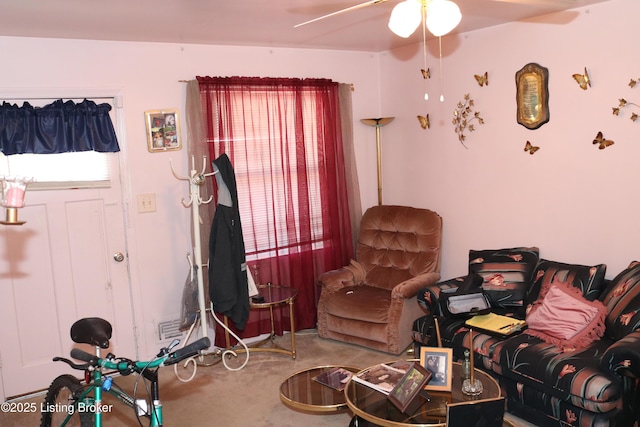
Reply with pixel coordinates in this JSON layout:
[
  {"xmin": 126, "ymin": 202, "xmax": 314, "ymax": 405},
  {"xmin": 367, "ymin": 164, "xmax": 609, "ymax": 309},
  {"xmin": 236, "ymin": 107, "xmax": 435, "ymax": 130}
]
[
  {"xmin": 295, "ymin": 0, "xmax": 576, "ymax": 103},
  {"xmin": 295, "ymin": 0, "xmax": 461, "ymax": 38},
  {"xmin": 295, "ymin": 0, "xmax": 577, "ymax": 38}
]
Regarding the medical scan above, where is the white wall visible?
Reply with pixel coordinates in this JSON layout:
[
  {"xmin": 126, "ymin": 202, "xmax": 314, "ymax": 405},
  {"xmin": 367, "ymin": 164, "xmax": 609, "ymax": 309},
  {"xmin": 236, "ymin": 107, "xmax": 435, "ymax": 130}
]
[
  {"xmin": 0, "ymin": 37, "xmax": 382, "ymax": 357},
  {"xmin": 378, "ymin": 0, "xmax": 639, "ymax": 281}
]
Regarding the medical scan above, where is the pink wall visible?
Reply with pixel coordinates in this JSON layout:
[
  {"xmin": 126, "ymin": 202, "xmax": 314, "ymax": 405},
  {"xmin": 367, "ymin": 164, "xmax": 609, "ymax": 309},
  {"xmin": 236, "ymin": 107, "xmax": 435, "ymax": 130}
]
[
  {"xmin": 0, "ymin": 0, "xmax": 633, "ymax": 361},
  {"xmin": 0, "ymin": 38, "xmax": 381, "ymax": 359},
  {"xmin": 377, "ymin": 0, "xmax": 637, "ymax": 280}
]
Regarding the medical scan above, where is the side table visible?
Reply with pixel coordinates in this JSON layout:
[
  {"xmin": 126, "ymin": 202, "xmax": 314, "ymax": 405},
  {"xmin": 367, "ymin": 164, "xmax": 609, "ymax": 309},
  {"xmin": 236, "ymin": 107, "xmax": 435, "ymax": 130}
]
[{"xmin": 224, "ymin": 283, "xmax": 298, "ymax": 359}]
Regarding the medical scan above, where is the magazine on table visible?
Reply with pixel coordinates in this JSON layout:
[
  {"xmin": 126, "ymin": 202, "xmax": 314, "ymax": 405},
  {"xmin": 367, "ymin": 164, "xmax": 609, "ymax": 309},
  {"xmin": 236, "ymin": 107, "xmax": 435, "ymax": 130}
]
[
  {"xmin": 312, "ymin": 367, "xmax": 353, "ymax": 391},
  {"xmin": 351, "ymin": 361, "xmax": 412, "ymax": 395}
]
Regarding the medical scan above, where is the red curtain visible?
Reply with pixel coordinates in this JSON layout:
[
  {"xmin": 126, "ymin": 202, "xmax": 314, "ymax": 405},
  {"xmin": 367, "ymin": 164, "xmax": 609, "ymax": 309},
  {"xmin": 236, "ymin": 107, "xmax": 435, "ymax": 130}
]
[{"xmin": 197, "ymin": 76, "xmax": 354, "ymax": 346}]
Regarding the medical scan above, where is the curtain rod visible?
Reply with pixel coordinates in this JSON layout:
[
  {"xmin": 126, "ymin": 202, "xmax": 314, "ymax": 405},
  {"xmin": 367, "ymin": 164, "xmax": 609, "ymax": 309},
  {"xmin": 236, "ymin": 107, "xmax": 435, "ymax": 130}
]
[{"xmin": 179, "ymin": 79, "xmax": 355, "ymax": 91}]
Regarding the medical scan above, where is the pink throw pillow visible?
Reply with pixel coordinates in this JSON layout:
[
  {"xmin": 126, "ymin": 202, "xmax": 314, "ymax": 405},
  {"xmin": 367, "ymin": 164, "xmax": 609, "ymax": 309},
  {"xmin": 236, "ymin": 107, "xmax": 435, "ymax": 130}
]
[{"xmin": 525, "ymin": 280, "xmax": 607, "ymax": 351}]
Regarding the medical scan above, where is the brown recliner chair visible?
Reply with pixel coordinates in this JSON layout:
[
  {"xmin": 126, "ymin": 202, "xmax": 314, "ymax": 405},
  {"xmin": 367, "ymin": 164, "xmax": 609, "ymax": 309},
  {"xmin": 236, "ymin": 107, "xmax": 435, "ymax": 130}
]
[{"xmin": 317, "ymin": 205, "xmax": 442, "ymax": 354}]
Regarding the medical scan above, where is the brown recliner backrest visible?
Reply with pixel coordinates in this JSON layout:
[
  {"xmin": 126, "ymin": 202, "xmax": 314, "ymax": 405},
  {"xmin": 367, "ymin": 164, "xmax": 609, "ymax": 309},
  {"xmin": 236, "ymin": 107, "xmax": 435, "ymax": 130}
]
[{"xmin": 357, "ymin": 205, "xmax": 442, "ymax": 291}]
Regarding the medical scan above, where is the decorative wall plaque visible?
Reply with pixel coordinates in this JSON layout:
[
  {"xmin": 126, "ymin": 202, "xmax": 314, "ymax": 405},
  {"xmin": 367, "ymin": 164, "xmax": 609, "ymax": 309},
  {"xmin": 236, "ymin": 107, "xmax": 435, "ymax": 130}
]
[{"xmin": 516, "ymin": 63, "xmax": 549, "ymax": 130}]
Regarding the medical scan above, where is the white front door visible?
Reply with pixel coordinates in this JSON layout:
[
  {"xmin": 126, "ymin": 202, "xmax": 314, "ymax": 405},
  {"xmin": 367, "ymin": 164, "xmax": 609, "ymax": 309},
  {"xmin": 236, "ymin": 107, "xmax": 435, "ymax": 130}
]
[{"xmin": 0, "ymin": 98, "xmax": 136, "ymax": 399}]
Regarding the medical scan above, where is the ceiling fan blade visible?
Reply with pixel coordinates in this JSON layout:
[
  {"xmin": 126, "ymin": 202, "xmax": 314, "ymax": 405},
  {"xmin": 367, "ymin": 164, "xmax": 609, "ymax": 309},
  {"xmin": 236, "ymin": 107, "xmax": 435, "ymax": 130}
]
[
  {"xmin": 491, "ymin": 0, "xmax": 576, "ymax": 5},
  {"xmin": 294, "ymin": 0, "xmax": 389, "ymax": 28}
]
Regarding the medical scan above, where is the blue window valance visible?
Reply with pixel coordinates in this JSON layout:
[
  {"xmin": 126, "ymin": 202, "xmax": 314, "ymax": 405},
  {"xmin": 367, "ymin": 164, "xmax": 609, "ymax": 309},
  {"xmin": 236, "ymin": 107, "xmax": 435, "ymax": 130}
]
[{"xmin": 0, "ymin": 99, "xmax": 120, "ymax": 155}]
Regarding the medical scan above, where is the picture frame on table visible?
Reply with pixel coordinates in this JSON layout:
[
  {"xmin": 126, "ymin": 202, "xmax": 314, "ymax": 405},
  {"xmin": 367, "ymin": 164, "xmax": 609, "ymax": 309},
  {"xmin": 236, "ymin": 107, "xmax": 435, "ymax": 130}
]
[
  {"xmin": 420, "ymin": 347, "xmax": 453, "ymax": 392},
  {"xmin": 387, "ymin": 362, "xmax": 433, "ymax": 414},
  {"xmin": 145, "ymin": 109, "xmax": 181, "ymax": 152}
]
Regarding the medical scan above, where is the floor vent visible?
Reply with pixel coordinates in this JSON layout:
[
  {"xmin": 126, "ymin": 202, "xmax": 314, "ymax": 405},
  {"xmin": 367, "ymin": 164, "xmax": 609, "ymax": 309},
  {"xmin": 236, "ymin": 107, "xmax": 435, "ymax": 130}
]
[{"xmin": 157, "ymin": 318, "xmax": 182, "ymax": 341}]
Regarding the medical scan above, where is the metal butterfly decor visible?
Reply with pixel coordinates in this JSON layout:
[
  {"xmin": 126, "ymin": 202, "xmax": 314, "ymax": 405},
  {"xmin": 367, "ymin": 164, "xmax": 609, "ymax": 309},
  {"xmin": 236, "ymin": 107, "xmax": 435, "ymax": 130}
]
[
  {"xmin": 421, "ymin": 68, "xmax": 431, "ymax": 79},
  {"xmin": 417, "ymin": 114, "xmax": 430, "ymax": 129},
  {"xmin": 524, "ymin": 141, "xmax": 540, "ymax": 155},
  {"xmin": 572, "ymin": 67, "xmax": 591, "ymax": 90},
  {"xmin": 593, "ymin": 131, "xmax": 614, "ymax": 150},
  {"xmin": 474, "ymin": 72, "xmax": 488, "ymax": 87}
]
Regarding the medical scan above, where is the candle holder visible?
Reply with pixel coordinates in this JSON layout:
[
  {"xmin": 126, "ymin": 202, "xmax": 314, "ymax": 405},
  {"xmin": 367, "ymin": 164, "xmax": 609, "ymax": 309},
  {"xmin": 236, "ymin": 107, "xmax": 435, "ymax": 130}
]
[
  {"xmin": 462, "ymin": 328, "xmax": 483, "ymax": 397},
  {"xmin": 462, "ymin": 376, "xmax": 484, "ymax": 397},
  {"xmin": 0, "ymin": 176, "xmax": 33, "ymax": 225}
]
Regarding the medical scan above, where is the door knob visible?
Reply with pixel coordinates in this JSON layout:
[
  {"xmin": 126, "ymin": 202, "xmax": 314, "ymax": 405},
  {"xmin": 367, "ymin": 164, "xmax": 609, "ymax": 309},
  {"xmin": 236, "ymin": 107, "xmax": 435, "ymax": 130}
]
[{"xmin": 113, "ymin": 252, "xmax": 125, "ymax": 262}]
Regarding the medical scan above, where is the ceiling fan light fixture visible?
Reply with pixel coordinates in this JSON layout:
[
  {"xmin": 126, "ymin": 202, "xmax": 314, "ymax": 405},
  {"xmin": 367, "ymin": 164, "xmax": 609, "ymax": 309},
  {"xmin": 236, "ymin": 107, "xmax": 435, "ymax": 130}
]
[
  {"xmin": 388, "ymin": 0, "xmax": 422, "ymax": 38},
  {"xmin": 426, "ymin": 0, "xmax": 462, "ymax": 37}
]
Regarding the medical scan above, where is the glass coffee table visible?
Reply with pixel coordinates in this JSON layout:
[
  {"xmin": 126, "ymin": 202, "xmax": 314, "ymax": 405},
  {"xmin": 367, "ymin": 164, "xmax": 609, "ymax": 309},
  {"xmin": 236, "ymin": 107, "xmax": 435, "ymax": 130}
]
[
  {"xmin": 345, "ymin": 361, "xmax": 503, "ymax": 426},
  {"xmin": 280, "ymin": 365, "xmax": 362, "ymax": 414}
]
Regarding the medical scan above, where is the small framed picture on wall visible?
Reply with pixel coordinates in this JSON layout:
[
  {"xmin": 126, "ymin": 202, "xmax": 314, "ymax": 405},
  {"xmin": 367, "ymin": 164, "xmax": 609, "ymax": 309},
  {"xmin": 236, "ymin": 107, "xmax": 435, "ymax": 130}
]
[{"xmin": 145, "ymin": 109, "xmax": 181, "ymax": 152}]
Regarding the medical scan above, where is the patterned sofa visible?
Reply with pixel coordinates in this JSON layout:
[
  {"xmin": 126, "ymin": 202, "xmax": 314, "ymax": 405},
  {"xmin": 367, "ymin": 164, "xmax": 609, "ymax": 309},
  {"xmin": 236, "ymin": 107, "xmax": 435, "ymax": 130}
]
[{"xmin": 414, "ymin": 247, "xmax": 640, "ymax": 427}]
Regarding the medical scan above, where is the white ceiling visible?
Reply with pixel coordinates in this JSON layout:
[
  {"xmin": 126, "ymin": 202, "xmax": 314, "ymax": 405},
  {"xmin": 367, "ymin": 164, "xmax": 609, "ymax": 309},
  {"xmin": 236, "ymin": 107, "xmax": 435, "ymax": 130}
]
[{"xmin": 0, "ymin": 0, "xmax": 612, "ymax": 52}]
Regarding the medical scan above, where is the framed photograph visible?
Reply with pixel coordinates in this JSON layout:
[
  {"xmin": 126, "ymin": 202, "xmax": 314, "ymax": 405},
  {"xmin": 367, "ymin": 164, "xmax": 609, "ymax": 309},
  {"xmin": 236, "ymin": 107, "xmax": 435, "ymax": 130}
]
[
  {"xmin": 387, "ymin": 362, "xmax": 433, "ymax": 413},
  {"xmin": 420, "ymin": 346, "xmax": 453, "ymax": 392},
  {"xmin": 515, "ymin": 62, "xmax": 549, "ymax": 130},
  {"xmin": 145, "ymin": 109, "xmax": 181, "ymax": 152}
]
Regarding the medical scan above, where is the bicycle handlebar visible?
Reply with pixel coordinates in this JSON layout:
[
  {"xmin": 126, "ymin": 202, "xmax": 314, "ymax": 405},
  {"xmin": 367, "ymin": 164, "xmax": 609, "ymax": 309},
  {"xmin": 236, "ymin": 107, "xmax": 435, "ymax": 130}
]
[
  {"xmin": 69, "ymin": 348, "xmax": 98, "ymax": 363},
  {"xmin": 61, "ymin": 337, "xmax": 211, "ymax": 371},
  {"xmin": 164, "ymin": 337, "xmax": 211, "ymax": 366}
]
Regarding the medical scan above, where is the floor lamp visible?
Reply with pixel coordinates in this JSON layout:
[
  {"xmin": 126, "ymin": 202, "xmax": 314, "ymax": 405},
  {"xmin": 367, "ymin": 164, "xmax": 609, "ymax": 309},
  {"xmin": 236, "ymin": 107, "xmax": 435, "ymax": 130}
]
[{"xmin": 361, "ymin": 117, "xmax": 394, "ymax": 205}]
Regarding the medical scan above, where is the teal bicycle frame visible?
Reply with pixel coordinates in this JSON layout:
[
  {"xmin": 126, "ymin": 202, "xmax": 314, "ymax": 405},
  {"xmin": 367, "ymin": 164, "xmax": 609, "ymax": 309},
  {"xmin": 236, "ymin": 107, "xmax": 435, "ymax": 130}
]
[
  {"xmin": 51, "ymin": 336, "xmax": 209, "ymax": 427},
  {"xmin": 52, "ymin": 351, "xmax": 166, "ymax": 427}
]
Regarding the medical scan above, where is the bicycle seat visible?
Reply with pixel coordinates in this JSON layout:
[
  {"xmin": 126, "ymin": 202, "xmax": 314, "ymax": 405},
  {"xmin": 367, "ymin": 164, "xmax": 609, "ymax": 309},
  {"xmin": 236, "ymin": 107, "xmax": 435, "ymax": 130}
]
[{"xmin": 70, "ymin": 317, "xmax": 112, "ymax": 348}]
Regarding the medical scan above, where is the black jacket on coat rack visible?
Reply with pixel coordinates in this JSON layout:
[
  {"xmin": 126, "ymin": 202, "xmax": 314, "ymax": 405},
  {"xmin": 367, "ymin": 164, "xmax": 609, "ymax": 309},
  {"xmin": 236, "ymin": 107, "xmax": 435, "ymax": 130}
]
[{"xmin": 208, "ymin": 153, "xmax": 249, "ymax": 330}]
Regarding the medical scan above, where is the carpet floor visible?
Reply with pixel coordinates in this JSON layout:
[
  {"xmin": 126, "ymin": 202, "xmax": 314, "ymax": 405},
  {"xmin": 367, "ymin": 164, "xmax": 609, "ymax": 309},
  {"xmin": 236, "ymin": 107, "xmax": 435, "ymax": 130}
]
[{"xmin": 0, "ymin": 330, "xmax": 535, "ymax": 426}]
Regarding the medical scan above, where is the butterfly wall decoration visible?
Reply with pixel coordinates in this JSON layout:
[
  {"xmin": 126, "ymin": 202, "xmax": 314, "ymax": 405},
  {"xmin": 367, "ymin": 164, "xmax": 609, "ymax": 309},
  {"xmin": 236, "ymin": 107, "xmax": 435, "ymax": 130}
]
[
  {"xmin": 474, "ymin": 72, "xmax": 488, "ymax": 87},
  {"xmin": 524, "ymin": 141, "xmax": 540, "ymax": 155},
  {"xmin": 417, "ymin": 114, "xmax": 430, "ymax": 129},
  {"xmin": 572, "ymin": 67, "xmax": 591, "ymax": 90},
  {"xmin": 593, "ymin": 131, "xmax": 614, "ymax": 150},
  {"xmin": 421, "ymin": 68, "xmax": 431, "ymax": 79}
]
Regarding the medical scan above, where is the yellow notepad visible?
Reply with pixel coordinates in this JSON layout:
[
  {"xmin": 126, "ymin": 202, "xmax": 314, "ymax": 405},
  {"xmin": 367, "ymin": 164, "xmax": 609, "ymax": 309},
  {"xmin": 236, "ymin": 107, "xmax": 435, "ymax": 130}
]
[{"xmin": 465, "ymin": 313, "xmax": 526, "ymax": 335}]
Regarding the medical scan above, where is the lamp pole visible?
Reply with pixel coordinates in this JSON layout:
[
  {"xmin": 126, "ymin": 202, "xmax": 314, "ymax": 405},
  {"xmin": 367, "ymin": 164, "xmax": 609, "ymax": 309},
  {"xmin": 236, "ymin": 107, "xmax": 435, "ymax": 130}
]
[{"xmin": 361, "ymin": 117, "xmax": 394, "ymax": 206}]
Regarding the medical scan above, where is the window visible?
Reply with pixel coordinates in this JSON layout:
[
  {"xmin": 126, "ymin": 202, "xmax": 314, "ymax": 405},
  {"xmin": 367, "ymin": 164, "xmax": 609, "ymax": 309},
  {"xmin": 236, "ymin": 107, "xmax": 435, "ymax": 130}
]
[
  {"xmin": 211, "ymin": 89, "xmax": 324, "ymax": 259},
  {"xmin": 0, "ymin": 97, "xmax": 118, "ymax": 190},
  {"xmin": 0, "ymin": 151, "xmax": 112, "ymax": 190}
]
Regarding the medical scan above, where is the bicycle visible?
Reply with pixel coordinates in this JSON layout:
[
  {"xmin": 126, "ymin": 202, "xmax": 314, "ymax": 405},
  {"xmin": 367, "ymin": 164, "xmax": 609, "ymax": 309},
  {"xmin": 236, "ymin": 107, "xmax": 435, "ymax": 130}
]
[{"xmin": 40, "ymin": 317, "xmax": 210, "ymax": 427}]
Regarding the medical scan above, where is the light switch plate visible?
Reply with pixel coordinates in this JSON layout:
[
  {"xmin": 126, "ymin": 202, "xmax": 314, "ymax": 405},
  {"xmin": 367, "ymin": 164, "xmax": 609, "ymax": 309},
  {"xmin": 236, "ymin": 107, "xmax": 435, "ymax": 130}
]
[{"xmin": 137, "ymin": 193, "xmax": 156, "ymax": 213}]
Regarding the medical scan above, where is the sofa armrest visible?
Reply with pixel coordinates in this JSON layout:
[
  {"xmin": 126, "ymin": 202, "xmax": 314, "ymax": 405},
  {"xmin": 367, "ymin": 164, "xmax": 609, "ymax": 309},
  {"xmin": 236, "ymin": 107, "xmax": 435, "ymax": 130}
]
[
  {"xmin": 601, "ymin": 330, "xmax": 640, "ymax": 379},
  {"xmin": 318, "ymin": 260, "xmax": 365, "ymax": 292},
  {"xmin": 392, "ymin": 272, "xmax": 441, "ymax": 299}
]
